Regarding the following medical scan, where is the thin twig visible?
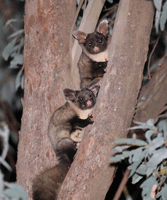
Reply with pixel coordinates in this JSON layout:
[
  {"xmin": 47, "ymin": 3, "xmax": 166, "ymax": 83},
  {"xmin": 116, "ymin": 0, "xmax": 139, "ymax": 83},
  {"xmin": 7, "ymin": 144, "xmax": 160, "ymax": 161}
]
[
  {"xmin": 113, "ymin": 168, "xmax": 130, "ymax": 200},
  {"xmin": 147, "ymin": 36, "xmax": 160, "ymax": 79}
]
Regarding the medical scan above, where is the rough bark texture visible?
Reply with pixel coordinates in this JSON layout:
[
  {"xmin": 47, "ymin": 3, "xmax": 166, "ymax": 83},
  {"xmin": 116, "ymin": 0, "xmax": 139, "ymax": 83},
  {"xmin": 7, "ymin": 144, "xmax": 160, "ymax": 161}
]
[
  {"xmin": 16, "ymin": 0, "xmax": 76, "ymax": 198},
  {"xmin": 128, "ymin": 60, "xmax": 167, "ymax": 140},
  {"xmin": 134, "ymin": 61, "xmax": 167, "ymax": 122},
  {"xmin": 58, "ymin": 0, "xmax": 154, "ymax": 200},
  {"xmin": 70, "ymin": 0, "xmax": 106, "ymax": 89}
]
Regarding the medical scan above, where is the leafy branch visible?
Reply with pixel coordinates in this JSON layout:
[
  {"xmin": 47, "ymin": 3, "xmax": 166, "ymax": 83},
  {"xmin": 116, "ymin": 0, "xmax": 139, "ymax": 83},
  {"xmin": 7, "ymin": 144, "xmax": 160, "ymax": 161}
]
[
  {"xmin": 111, "ymin": 119, "xmax": 167, "ymax": 200},
  {"xmin": 0, "ymin": 122, "xmax": 28, "ymax": 200},
  {"xmin": 153, "ymin": 0, "xmax": 167, "ymax": 33}
]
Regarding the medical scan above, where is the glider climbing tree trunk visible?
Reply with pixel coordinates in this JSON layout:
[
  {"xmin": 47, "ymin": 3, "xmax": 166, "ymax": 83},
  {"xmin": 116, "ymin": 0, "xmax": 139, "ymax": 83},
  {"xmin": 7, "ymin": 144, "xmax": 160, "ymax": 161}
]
[
  {"xmin": 58, "ymin": 0, "xmax": 154, "ymax": 199},
  {"xmin": 16, "ymin": 0, "xmax": 76, "ymax": 199}
]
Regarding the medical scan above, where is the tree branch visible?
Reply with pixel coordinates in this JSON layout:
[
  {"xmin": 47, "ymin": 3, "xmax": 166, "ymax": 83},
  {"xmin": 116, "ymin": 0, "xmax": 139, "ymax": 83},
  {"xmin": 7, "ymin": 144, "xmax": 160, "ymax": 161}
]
[
  {"xmin": 134, "ymin": 60, "xmax": 167, "ymax": 122},
  {"xmin": 113, "ymin": 169, "xmax": 130, "ymax": 200},
  {"xmin": 58, "ymin": 0, "xmax": 154, "ymax": 199},
  {"xmin": 70, "ymin": 0, "xmax": 106, "ymax": 89},
  {"xmin": 16, "ymin": 0, "xmax": 76, "ymax": 198}
]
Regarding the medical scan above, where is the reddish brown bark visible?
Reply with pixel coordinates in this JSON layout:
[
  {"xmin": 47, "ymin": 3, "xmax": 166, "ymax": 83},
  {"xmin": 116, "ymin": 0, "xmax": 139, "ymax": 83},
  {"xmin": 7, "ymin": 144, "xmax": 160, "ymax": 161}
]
[
  {"xmin": 70, "ymin": 0, "xmax": 106, "ymax": 88},
  {"xmin": 16, "ymin": 0, "xmax": 76, "ymax": 198},
  {"xmin": 128, "ymin": 60, "xmax": 167, "ymax": 140},
  {"xmin": 58, "ymin": 0, "xmax": 154, "ymax": 199},
  {"xmin": 134, "ymin": 61, "xmax": 167, "ymax": 122}
]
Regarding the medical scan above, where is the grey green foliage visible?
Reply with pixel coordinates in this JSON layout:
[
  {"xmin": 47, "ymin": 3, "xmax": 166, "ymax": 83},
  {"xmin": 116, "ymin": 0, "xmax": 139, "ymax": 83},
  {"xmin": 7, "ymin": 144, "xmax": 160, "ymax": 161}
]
[
  {"xmin": 111, "ymin": 119, "xmax": 167, "ymax": 200},
  {"xmin": 2, "ymin": 19, "xmax": 24, "ymax": 90},
  {"xmin": 107, "ymin": 0, "xmax": 113, "ymax": 3},
  {"xmin": 0, "ymin": 123, "xmax": 28, "ymax": 200},
  {"xmin": 2, "ymin": 28, "xmax": 24, "ymax": 68},
  {"xmin": 153, "ymin": 0, "xmax": 167, "ymax": 33}
]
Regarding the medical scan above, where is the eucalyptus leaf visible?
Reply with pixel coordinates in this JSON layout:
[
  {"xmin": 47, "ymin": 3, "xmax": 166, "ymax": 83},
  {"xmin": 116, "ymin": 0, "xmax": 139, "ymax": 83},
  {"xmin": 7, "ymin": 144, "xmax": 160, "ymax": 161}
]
[
  {"xmin": 0, "ymin": 124, "xmax": 10, "ymax": 160},
  {"xmin": 135, "ymin": 163, "xmax": 147, "ymax": 175},
  {"xmin": 146, "ymin": 137, "xmax": 165, "ymax": 155},
  {"xmin": 114, "ymin": 138, "xmax": 133, "ymax": 144},
  {"xmin": 153, "ymin": 0, "xmax": 162, "ymax": 11},
  {"xmin": 132, "ymin": 173, "xmax": 143, "ymax": 184},
  {"xmin": 157, "ymin": 119, "xmax": 167, "ymax": 137},
  {"xmin": 114, "ymin": 138, "xmax": 147, "ymax": 146},
  {"xmin": 130, "ymin": 147, "xmax": 143, "ymax": 162},
  {"xmin": 122, "ymin": 151, "xmax": 131, "ymax": 158},
  {"xmin": 140, "ymin": 176, "xmax": 157, "ymax": 199},
  {"xmin": 134, "ymin": 139, "xmax": 148, "ymax": 146},
  {"xmin": 5, "ymin": 18, "xmax": 20, "ymax": 26},
  {"xmin": 2, "ymin": 38, "xmax": 17, "ymax": 61},
  {"xmin": 147, "ymin": 148, "xmax": 167, "ymax": 168},
  {"xmin": 110, "ymin": 154, "xmax": 124, "ymax": 163},
  {"xmin": 145, "ymin": 130, "xmax": 156, "ymax": 143},
  {"xmin": 4, "ymin": 183, "xmax": 28, "ymax": 200},
  {"xmin": 112, "ymin": 145, "xmax": 130, "ymax": 153},
  {"xmin": 12, "ymin": 38, "xmax": 24, "ymax": 53},
  {"xmin": 128, "ymin": 125, "xmax": 146, "ymax": 130},
  {"xmin": 107, "ymin": 0, "xmax": 113, "ymax": 3},
  {"xmin": 160, "ymin": 2, "xmax": 167, "ymax": 31},
  {"xmin": 132, "ymin": 119, "xmax": 154, "ymax": 128},
  {"xmin": 146, "ymin": 119, "xmax": 155, "ymax": 127},
  {"xmin": 162, "ymin": 184, "xmax": 167, "ymax": 200},
  {"xmin": 133, "ymin": 121, "xmax": 145, "ymax": 126},
  {"xmin": 129, "ymin": 159, "xmax": 141, "ymax": 177},
  {"xmin": 21, "ymin": 71, "xmax": 24, "ymax": 89},
  {"xmin": 128, "ymin": 124, "xmax": 152, "ymax": 131},
  {"xmin": 0, "ymin": 158, "xmax": 12, "ymax": 171},
  {"xmin": 146, "ymin": 166, "xmax": 156, "ymax": 177},
  {"xmin": 110, "ymin": 151, "xmax": 130, "ymax": 163},
  {"xmin": 15, "ymin": 70, "xmax": 24, "ymax": 90},
  {"xmin": 155, "ymin": 10, "xmax": 161, "ymax": 33},
  {"xmin": 129, "ymin": 150, "xmax": 145, "ymax": 177},
  {"xmin": 0, "ymin": 172, "xmax": 4, "ymax": 193},
  {"xmin": 9, "ymin": 54, "xmax": 24, "ymax": 68},
  {"xmin": 8, "ymin": 29, "xmax": 24, "ymax": 39}
]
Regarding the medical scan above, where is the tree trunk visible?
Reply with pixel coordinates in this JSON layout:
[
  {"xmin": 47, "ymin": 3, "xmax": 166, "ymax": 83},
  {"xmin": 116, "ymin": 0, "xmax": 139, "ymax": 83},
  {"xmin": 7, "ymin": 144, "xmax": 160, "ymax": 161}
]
[
  {"xmin": 58, "ymin": 0, "xmax": 154, "ymax": 199},
  {"xmin": 16, "ymin": 0, "xmax": 76, "ymax": 198},
  {"xmin": 134, "ymin": 61, "xmax": 167, "ymax": 122},
  {"xmin": 70, "ymin": 0, "xmax": 106, "ymax": 89},
  {"xmin": 128, "ymin": 60, "xmax": 167, "ymax": 140}
]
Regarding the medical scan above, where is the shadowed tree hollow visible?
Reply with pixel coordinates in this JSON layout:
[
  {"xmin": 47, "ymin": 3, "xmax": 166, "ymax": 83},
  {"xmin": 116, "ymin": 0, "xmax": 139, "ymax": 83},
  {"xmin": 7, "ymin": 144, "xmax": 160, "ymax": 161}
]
[{"xmin": 16, "ymin": 0, "xmax": 155, "ymax": 199}]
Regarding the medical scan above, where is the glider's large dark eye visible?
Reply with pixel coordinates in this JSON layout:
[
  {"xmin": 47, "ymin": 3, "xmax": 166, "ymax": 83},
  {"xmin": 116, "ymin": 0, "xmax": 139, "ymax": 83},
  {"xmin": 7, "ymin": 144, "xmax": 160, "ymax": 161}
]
[
  {"xmin": 79, "ymin": 96, "xmax": 84, "ymax": 101},
  {"xmin": 98, "ymin": 39, "xmax": 102, "ymax": 43}
]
